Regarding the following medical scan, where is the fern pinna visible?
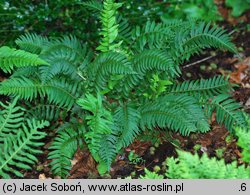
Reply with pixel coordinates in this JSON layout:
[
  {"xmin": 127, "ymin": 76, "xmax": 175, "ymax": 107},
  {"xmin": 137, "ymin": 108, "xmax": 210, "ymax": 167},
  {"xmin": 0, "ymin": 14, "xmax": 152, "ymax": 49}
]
[{"xmin": 0, "ymin": 0, "xmax": 248, "ymax": 178}]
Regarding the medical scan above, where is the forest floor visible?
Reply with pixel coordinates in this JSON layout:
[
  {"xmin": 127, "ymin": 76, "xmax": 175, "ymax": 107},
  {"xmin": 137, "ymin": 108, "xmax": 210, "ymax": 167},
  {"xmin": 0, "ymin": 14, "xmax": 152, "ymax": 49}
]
[{"xmin": 1, "ymin": 5, "xmax": 250, "ymax": 179}]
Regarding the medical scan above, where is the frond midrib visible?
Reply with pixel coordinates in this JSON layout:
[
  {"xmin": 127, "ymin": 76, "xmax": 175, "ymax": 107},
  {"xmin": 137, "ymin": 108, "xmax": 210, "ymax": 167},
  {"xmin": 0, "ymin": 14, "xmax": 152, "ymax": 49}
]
[{"xmin": 0, "ymin": 131, "xmax": 33, "ymax": 172}]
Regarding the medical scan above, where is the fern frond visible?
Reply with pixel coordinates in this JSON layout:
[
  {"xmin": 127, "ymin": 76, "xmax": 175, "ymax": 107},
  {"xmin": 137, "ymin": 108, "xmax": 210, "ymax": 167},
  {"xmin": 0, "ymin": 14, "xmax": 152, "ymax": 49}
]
[
  {"xmin": 0, "ymin": 119, "xmax": 49, "ymax": 178},
  {"xmin": 15, "ymin": 33, "xmax": 49, "ymax": 54},
  {"xmin": 39, "ymin": 36, "xmax": 90, "ymax": 83},
  {"xmin": 0, "ymin": 97, "xmax": 25, "ymax": 140},
  {"xmin": 130, "ymin": 21, "xmax": 172, "ymax": 52},
  {"xmin": 117, "ymin": 14, "xmax": 132, "ymax": 44},
  {"xmin": 174, "ymin": 22, "xmax": 237, "ymax": 61},
  {"xmin": 140, "ymin": 168, "xmax": 164, "ymax": 179},
  {"xmin": 81, "ymin": 0, "xmax": 103, "ymax": 12},
  {"xmin": 167, "ymin": 75, "xmax": 232, "ymax": 98},
  {"xmin": 98, "ymin": 132, "xmax": 117, "ymax": 173},
  {"xmin": 87, "ymin": 52, "xmax": 134, "ymax": 91},
  {"xmin": 166, "ymin": 150, "xmax": 250, "ymax": 179},
  {"xmin": 122, "ymin": 49, "xmax": 179, "ymax": 95},
  {"xmin": 139, "ymin": 94, "xmax": 210, "ymax": 135},
  {"xmin": 208, "ymin": 94, "xmax": 247, "ymax": 131},
  {"xmin": 25, "ymin": 99, "xmax": 65, "ymax": 121},
  {"xmin": 114, "ymin": 103, "xmax": 141, "ymax": 150},
  {"xmin": 0, "ymin": 46, "xmax": 49, "ymax": 73},
  {"xmin": 96, "ymin": 0, "xmax": 123, "ymax": 52},
  {"xmin": 235, "ymin": 120, "xmax": 250, "ymax": 163},
  {"xmin": 77, "ymin": 94, "xmax": 113, "ymax": 156},
  {"xmin": 0, "ymin": 77, "xmax": 81, "ymax": 108},
  {"xmin": 11, "ymin": 66, "xmax": 39, "ymax": 78},
  {"xmin": 48, "ymin": 128, "xmax": 84, "ymax": 178}
]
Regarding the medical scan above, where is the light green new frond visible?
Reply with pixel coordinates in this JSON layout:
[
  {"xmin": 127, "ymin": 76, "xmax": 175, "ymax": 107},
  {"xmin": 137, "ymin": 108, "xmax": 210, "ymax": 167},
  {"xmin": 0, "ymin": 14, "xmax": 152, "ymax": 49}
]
[
  {"xmin": 140, "ymin": 168, "xmax": 164, "ymax": 179},
  {"xmin": 114, "ymin": 103, "xmax": 141, "ymax": 150},
  {"xmin": 139, "ymin": 94, "xmax": 210, "ymax": 135},
  {"xmin": 166, "ymin": 150, "xmax": 250, "ymax": 179},
  {"xmin": 48, "ymin": 128, "xmax": 84, "ymax": 178},
  {"xmin": 0, "ymin": 97, "xmax": 25, "ymax": 140},
  {"xmin": 78, "ymin": 94, "xmax": 119, "ymax": 173},
  {"xmin": 87, "ymin": 52, "xmax": 134, "ymax": 91},
  {"xmin": 0, "ymin": 119, "xmax": 49, "ymax": 178},
  {"xmin": 96, "ymin": 0, "xmax": 123, "ymax": 52},
  {"xmin": 0, "ymin": 46, "xmax": 49, "ymax": 73},
  {"xmin": 77, "ymin": 94, "xmax": 113, "ymax": 156},
  {"xmin": 208, "ymin": 94, "xmax": 246, "ymax": 131},
  {"xmin": 15, "ymin": 33, "xmax": 49, "ymax": 54},
  {"xmin": 167, "ymin": 75, "xmax": 232, "ymax": 98},
  {"xmin": 235, "ymin": 120, "xmax": 250, "ymax": 163},
  {"xmin": 0, "ymin": 77, "xmax": 81, "ymax": 108}
]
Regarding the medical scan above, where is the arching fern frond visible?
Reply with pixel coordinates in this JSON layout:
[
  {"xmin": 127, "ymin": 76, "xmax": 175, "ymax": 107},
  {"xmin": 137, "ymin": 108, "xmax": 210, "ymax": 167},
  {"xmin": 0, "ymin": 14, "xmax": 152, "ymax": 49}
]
[
  {"xmin": 174, "ymin": 22, "xmax": 237, "ymax": 62},
  {"xmin": 114, "ymin": 103, "xmax": 141, "ymax": 150},
  {"xmin": 25, "ymin": 99, "xmax": 66, "ymax": 122},
  {"xmin": 130, "ymin": 21, "xmax": 172, "ymax": 52},
  {"xmin": 0, "ymin": 97, "xmax": 25, "ymax": 140},
  {"xmin": 0, "ymin": 77, "xmax": 81, "ymax": 108},
  {"xmin": 48, "ymin": 127, "xmax": 84, "ymax": 178},
  {"xmin": 139, "ymin": 94, "xmax": 210, "ymax": 135},
  {"xmin": 208, "ymin": 94, "xmax": 247, "ymax": 131},
  {"xmin": 39, "ymin": 36, "xmax": 90, "ymax": 83},
  {"xmin": 122, "ymin": 49, "xmax": 179, "ymax": 95},
  {"xmin": 0, "ymin": 46, "xmax": 49, "ymax": 73},
  {"xmin": 87, "ymin": 52, "xmax": 134, "ymax": 91},
  {"xmin": 81, "ymin": 0, "xmax": 103, "ymax": 12},
  {"xmin": 167, "ymin": 75, "xmax": 232, "ymax": 98},
  {"xmin": 15, "ymin": 33, "xmax": 49, "ymax": 54},
  {"xmin": 0, "ymin": 119, "xmax": 49, "ymax": 178},
  {"xmin": 117, "ymin": 14, "xmax": 132, "ymax": 45}
]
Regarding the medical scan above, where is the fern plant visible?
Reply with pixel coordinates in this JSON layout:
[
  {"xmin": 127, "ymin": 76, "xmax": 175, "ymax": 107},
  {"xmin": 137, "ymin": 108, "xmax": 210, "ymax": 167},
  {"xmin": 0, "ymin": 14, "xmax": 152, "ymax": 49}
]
[
  {"xmin": 166, "ymin": 150, "xmax": 250, "ymax": 179},
  {"xmin": 0, "ymin": 0, "xmax": 248, "ymax": 178},
  {"xmin": 235, "ymin": 119, "xmax": 250, "ymax": 163},
  {"xmin": 138, "ymin": 149, "xmax": 250, "ymax": 179}
]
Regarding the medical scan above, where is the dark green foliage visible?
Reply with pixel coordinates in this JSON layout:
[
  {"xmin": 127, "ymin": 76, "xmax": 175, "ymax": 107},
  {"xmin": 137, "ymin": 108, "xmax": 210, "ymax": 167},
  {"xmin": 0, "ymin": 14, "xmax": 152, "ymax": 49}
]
[
  {"xmin": 48, "ymin": 127, "xmax": 84, "ymax": 178},
  {"xmin": 0, "ymin": 119, "xmax": 49, "ymax": 178},
  {"xmin": 87, "ymin": 52, "xmax": 134, "ymax": 92},
  {"xmin": 81, "ymin": 0, "xmax": 103, "ymax": 12},
  {"xmin": 0, "ymin": 46, "xmax": 49, "ymax": 73},
  {"xmin": 0, "ymin": 97, "xmax": 25, "ymax": 140},
  {"xmin": 139, "ymin": 94, "xmax": 210, "ymax": 135},
  {"xmin": 114, "ymin": 104, "xmax": 141, "ymax": 150},
  {"xmin": 0, "ymin": 77, "xmax": 80, "ymax": 108},
  {"xmin": 168, "ymin": 75, "xmax": 232, "ymax": 98},
  {"xmin": 0, "ymin": 0, "xmax": 248, "ymax": 178},
  {"xmin": 209, "ymin": 94, "xmax": 246, "ymax": 132},
  {"xmin": 15, "ymin": 33, "xmax": 50, "ymax": 54}
]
